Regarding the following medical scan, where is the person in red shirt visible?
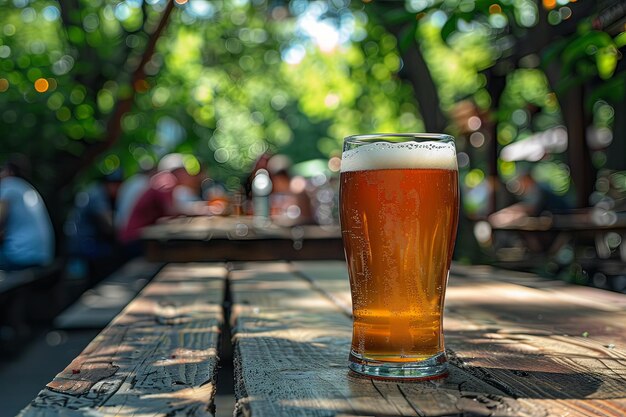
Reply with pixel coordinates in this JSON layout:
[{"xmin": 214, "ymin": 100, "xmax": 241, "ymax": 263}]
[{"xmin": 119, "ymin": 154, "xmax": 209, "ymax": 244}]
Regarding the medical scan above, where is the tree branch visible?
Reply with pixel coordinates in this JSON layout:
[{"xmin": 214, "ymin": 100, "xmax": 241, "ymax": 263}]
[{"xmin": 61, "ymin": 0, "xmax": 176, "ymax": 185}]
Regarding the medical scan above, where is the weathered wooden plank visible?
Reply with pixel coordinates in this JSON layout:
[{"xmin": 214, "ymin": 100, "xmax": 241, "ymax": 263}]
[
  {"xmin": 444, "ymin": 277, "xmax": 626, "ymax": 405},
  {"xmin": 292, "ymin": 260, "xmax": 352, "ymax": 315},
  {"xmin": 18, "ymin": 263, "xmax": 227, "ymax": 417},
  {"xmin": 230, "ymin": 261, "xmax": 535, "ymax": 417},
  {"xmin": 54, "ymin": 258, "xmax": 164, "ymax": 329},
  {"xmin": 516, "ymin": 398, "xmax": 626, "ymax": 417},
  {"xmin": 451, "ymin": 263, "xmax": 626, "ymax": 311},
  {"xmin": 293, "ymin": 261, "xmax": 626, "ymax": 416}
]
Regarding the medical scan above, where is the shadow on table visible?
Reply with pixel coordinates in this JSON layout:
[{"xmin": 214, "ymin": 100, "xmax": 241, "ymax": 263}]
[{"xmin": 230, "ymin": 330, "xmax": 624, "ymax": 417}]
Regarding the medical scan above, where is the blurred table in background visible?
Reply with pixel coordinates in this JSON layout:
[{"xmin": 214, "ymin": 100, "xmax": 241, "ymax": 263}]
[
  {"xmin": 141, "ymin": 215, "xmax": 344, "ymax": 262},
  {"xmin": 488, "ymin": 209, "xmax": 626, "ymax": 283}
]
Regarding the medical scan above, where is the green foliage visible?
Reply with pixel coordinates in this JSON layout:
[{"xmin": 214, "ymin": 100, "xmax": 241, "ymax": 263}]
[
  {"xmin": 543, "ymin": 30, "xmax": 621, "ymax": 92},
  {"xmin": 1, "ymin": 0, "xmax": 424, "ymax": 195},
  {"xmin": 1, "ymin": 0, "xmax": 624, "ymax": 234},
  {"xmin": 108, "ymin": 1, "xmax": 423, "ymax": 187},
  {"xmin": 0, "ymin": 0, "xmax": 159, "ymax": 192},
  {"xmin": 418, "ymin": 18, "xmax": 495, "ymax": 110}
]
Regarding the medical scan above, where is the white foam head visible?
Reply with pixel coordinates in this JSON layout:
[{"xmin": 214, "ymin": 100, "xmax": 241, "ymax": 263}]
[{"xmin": 341, "ymin": 140, "xmax": 458, "ymax": 172}]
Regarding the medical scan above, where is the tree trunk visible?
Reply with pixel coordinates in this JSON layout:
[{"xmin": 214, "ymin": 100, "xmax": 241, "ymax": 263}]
[
  {"xmin": 366, "ymin": 3, "xmax": 448, "ymax": 133},
  {"xmin": 560, "ymin": 85, "xmax": 595, "ymax": 208},
  {"xmin": 396, "ymin": 33, "xmax": 448, "ymax": 133},
  {"xmin": 484, "ymin": 63, "xmax": 509, "ymax": 214}
]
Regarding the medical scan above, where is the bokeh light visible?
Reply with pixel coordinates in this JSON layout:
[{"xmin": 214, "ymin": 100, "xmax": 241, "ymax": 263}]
[
  {"xmin": 543, "ymin": 0, "xmax": 557, "ymax": 10},
  {"xmin": 34, "ymin": 78, "xmax": 49, "ymax": 93},
  {"xmin": 328, "ymin": 156, "xmax": 341, "ymax": 172},
  {"xmin": 489, "ymin": 4, "xmax": 502, "ymax": 14},
  {"xmin": 0, "ymin": 0, "xmax": 623, "ymax": 288}
]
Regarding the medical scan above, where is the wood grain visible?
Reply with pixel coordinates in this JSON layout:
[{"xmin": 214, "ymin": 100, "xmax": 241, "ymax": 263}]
[
  {"xmin": 54, "ymin": 259, "xmax": 164, "ymax": 329},
  {"xmin": 17, "ymin": 259, "xmax": 626, "ymax": 416},
  {"xmin": 230, "ymin": 261, "xmax": 541, "ymax": 417},
  {"xmin": 18, "ymin": 263, "xmax": 227, "ymax": 417},
  {"xmin": 292, "ymin": 260, "xmax": 626, "ymax": 417}
]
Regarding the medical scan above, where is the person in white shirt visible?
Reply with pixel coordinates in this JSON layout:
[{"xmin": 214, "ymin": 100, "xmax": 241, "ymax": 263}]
[{"xmin": 0, "ymin": 156, "xmax": 55, "ymax": 270}]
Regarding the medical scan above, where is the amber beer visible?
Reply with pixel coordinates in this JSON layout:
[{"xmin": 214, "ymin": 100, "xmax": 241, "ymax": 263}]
[{"xmin": 340, "ymin": 134, "xmax": 459, "ymax": 379}]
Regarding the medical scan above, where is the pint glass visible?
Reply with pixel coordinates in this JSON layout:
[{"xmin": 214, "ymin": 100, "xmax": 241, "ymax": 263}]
[{"xmin": 340, "ymin": 133, "xmax": 459, "ymax": 379}]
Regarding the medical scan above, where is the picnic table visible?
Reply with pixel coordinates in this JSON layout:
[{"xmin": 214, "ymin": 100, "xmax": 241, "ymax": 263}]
[
  {"xmin": 17, "ymin": 260, "xmax": 626, "ymax": 416},
  {"xmin": 489, "ymin": 209, "xmax": 626, "ymax": 269},
  {"xmin": 141, "ymin": 215, "xmax": 344, "ymax": 262}
]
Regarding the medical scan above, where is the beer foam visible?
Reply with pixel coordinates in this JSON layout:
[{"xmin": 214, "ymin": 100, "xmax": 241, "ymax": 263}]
[{"xmin": 341, "ymin": 140, "xmax": 458, "ymax": 172}]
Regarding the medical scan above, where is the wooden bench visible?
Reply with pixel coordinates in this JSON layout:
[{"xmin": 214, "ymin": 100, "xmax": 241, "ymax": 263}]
[
  {"xmin": 0, "ymin": 261, "xmax": 63, "ymax": 352},
  {"xmin": 54, "ymin": 258, "xmax": 164, "ymax": 330},
  {"xmin": 17, "ymin": 263, "xmax": 227, "ymax": 417}
]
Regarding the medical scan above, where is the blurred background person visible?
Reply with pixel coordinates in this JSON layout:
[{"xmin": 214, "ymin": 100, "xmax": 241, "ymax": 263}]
[
  {"xmin": 266, "ymin": 154, "xmax": 313, "ymax": 226},
  {"xmin": 0, "ymin": 155, "xmax": 55, "ymax": 271},
  {"xmin": 487, "ymin": 167, "xmax": 574, "ymax": 258},
  {"xmin": 114, "ymin": 167, "xmax": 153, "ymax": 237},
  {"xmin": 202, "ymin": 178, "xmax": 231, "ymax": 216},
  {"xmin": 119, "ymin": 153, "xmax": 210, "ymax": 246},
  {"xmin": 63, "ymin": 170, "xmax": 123, "ymax": 282},
  {"xmin": 489, "ymin": 168, "xmax": 572, "ymax": 228}
]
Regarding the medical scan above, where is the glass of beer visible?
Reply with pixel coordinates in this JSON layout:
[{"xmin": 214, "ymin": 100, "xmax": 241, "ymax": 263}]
[{"xmin": 340, "ymin": 133, "xmax": 459, "ymax": 380}]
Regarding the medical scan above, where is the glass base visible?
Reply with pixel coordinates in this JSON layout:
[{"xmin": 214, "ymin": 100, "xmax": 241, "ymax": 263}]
[{"xmin": 349, "ymin": 351, "xmax": 448, "ymax": 380}]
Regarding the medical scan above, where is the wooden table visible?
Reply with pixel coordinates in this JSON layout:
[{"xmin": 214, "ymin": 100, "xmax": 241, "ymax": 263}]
[
  {"xmin": 18, "ymin": 261, "xmax": 626, "ymax": 416},
  {"xmin": 141, "ymin": 216, "xmax": 344, "ymax": 262},
  {"xmin": 489, "ymin": 210, "xmax": 626, "ymax": 269}
]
